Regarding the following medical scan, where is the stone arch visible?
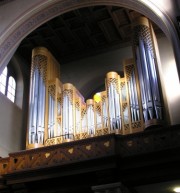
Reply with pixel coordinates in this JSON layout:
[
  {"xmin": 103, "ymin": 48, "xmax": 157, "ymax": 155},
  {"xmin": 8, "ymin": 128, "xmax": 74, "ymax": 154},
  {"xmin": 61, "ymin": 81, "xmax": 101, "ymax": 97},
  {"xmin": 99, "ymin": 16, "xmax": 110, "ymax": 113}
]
[{"xmin": 0, "ymin": 0, "xmax": 179, "ymax": 77}]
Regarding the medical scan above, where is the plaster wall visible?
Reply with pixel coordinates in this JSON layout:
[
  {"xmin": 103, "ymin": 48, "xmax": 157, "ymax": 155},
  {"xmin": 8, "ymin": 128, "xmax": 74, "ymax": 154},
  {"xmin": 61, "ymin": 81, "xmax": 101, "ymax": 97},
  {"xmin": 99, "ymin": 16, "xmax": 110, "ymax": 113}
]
[
  {"xmin": 157, "ymin": 36, "xmax": 180, "ymax": 124},
  {"xmin": 61, "ymin": 46, "xmax": 133, "ymax": 99},
  {"xmin": 0, "ymin": 93, "xmax": 22, "ymax": 157}
]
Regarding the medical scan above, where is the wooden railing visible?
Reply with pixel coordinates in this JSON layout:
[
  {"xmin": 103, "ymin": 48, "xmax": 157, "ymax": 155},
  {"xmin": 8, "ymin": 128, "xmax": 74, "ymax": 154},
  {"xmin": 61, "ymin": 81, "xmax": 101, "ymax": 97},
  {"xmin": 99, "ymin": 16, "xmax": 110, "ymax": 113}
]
[
  {"xmin": 0, "ymin": 134, "xmax": 115, "ymax": 175},
  {"xmin": 1, "ymin": 124, "xmax": 180, "ymax": 176}
]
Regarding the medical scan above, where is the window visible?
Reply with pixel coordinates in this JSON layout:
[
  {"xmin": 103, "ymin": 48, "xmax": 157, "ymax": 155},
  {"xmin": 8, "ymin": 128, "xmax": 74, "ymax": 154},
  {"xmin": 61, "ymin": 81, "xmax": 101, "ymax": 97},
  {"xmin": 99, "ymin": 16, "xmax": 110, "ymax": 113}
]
[
  {"xmin": 0, "ymin": 67, "xmax": 16, "ymax": 103},
  {"xmin": 0, "ymin": 67, "xmax": 7, "ymax": 94},
  {"xmin": 7, "ymin": 76, "xmax": 16, "ymax": 102}
]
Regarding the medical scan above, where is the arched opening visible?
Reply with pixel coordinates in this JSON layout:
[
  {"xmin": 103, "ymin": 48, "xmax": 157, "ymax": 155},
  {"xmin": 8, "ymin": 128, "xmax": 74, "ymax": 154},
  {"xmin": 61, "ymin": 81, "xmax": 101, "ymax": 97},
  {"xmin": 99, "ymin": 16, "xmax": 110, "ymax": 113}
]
[
  {"xmin": 0, "ymin": 0, "xmax": 179, "ymax": 157},
  {"xmin": 0, "ymin": 1, "xmax": 178, "ymax": 125}
]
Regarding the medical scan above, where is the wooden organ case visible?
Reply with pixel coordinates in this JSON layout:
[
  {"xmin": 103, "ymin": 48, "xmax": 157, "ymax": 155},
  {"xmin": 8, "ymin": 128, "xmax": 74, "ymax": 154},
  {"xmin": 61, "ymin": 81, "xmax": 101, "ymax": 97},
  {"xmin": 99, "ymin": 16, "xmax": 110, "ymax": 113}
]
[{"xmin": 26, "ymin": 17, "xmax": 164, "ymax": 149}]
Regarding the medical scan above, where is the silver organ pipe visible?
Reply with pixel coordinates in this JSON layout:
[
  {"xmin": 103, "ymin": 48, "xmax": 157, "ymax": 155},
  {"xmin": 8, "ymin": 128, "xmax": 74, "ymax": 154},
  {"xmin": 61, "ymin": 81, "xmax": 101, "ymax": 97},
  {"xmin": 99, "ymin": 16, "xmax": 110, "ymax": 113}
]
[
  {"xmin": 101, "ymin": 91, "xmax": 109, "ymax": 129},
  {"xmin": 106, "ymin": 72, "xmax": 122, "ymax": 133},
  {"xmin": 28, "ymin": 66, "xmax": 36, "ymax": 144},
  {"xmin": 120, "ymin": 78, "xmax": 129, "ymax": 125},
  {"xmin": 48, "ymin": 93, "xmax": 51, "ymax": 137},
  {"xmin": 81, "ymin": 102, "xmax": 88, "ymax": 139},
  {"xmin": 132, "ymin": 70, "xmax": 140, "ymax": 121},
  {"xmin": 48, "ymin": 93, "xmax": 55, "ymax": 138},
  {"xmin": 74, "ymin": 90, "xmax": 84, "ymax": 139},
  {"xmin": 86, "ymin": 99, "xmax": 95, "ymax": 136},
  {"xmin": 133, "ymin": 16, "xmax": 164, "ymax": 127},
  {"xmin": 124, "ymin": 58, "xmax": 144, "ymax": 134},
  {"xmin": 136, "ymin": 47, "xmax": 147, "ymax": 121},
  {"xmin": 57, "ymin": 100, "xmax": 61, "ymax": 116},
  {"xmin": 41, "ymin": 80, "xmax": 45, "ymax": 142},
  {"xmin": 146, "ymin": 43, "xmax": 162, "ymax": 119},
  {"xmin": 32, "ymin": 68, "xmax": 39, "ymax": 142},
  {"xmin": 62, "ymin": 91, "xmax": 68, "ymax": 138},
  {"xmin": 94, "ymin": 93, "xmax": 102, "ymax": 130},
  {"xmin": 28, "ymin": 60, "xmax": 46, "ymax": 145},
  {"xmin": 37, "ymin": 72, "xmax": 45, "ymax": 144},
  {"xmin": 75, "ymin": 101, "xmax": 81, "ymax": 136},
  {"xmin": 52, "ymin": 94, "xmax": 55, "ymax": 137},
  {"xmin": 62, "ymin": 83, "xmax": 74, "ymax": 141},
  {"xmin": 57, "ymin": 96, "xmax": 62, "ymax": 137},
  {"xmin": 27, "ymin": 50, "xmax": 48, "ymax": 149},
  {"xmin": 95, "ymin": 106, "xmax": 102, "ymax": 129},
  {"xmin": 139, "ymin": 38, "xmax": 154, "ymax": 120},
  {"xmin": 114, "ymin": 81, "xmax": 121, "ymax": 129}
]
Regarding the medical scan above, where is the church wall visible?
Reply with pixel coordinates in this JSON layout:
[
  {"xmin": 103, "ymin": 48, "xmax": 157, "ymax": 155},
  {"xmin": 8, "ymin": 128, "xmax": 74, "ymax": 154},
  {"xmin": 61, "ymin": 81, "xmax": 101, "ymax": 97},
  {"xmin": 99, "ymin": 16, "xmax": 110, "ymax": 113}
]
[
  {"xmin": 157, "ymin": 36, "xmax": 180, "ymax": 125},
  {"xmin": 61, "ymin": 46, "xmax": 133, "ymax": 99},
  {"xmin": 0, "ymin": 93, "xmax": 22, "ymax": 157}
]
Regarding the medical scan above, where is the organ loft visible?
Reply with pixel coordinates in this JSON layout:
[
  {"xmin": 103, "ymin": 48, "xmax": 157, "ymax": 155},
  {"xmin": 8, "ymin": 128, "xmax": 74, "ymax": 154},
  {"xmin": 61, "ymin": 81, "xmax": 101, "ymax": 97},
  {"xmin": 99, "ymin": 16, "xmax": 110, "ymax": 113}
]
[
  {"xmin": 26, "ymin": 16, "xmax": 164, "ymax": 149},
  {"xmin": 0, "ymin": 15, "xmax": 174, "ymax": 193}
]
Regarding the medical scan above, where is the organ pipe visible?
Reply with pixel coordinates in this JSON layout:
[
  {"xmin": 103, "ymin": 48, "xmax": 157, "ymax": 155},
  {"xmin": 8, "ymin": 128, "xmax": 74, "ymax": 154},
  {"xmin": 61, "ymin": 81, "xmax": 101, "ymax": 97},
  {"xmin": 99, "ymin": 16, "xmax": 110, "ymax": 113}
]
[
  {"xmin": 106, "ymin": 72, "xmax": 122, "ymax": 133},
  {"xmin": 132, "ymin": 16, "xmax": 164, "ymax": 128},
  {"xmin": 101, "ymin": 91, "xmax": 109, "ymax": 130},
  {"xmin": 124, "ymin": 58, "xmax": 144, "ymax": 133},
  {"xmin": 62, "ymin": 83, "xmax": 74, "ymax": 141},
  {"xmin": 86, "ymin": 99, "xmax": 95, "ymax": 136},
  {"xmin": 27, "ymin": 51, "xmax": 47, "ymax": 148},
  {"xmin": 81, "ymin": 102, "xmax": 88, "ymax": 139},
  {"xmin": 94, "ymin": 93, "xmax": 103, "ymax": 135}
]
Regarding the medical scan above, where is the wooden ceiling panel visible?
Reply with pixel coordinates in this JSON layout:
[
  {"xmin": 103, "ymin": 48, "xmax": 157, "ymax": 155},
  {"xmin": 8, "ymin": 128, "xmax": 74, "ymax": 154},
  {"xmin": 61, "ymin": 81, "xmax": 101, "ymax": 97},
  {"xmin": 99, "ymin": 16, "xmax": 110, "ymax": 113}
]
[
  {"xmin": 16, "ymin": 5, "xmax": 164, "ymax": 65},
  {"xmin": 98, "ymin": 19, "xmax": 121, "ymax": 43}
]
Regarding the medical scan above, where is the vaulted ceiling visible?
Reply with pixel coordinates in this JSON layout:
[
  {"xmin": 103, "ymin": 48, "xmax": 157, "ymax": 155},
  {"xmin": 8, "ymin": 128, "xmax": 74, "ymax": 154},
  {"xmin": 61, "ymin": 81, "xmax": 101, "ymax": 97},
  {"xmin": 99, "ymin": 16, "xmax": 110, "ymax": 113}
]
[{"xmin": 16, "ymin": 5, "xmax": 164, "ymax": 66}]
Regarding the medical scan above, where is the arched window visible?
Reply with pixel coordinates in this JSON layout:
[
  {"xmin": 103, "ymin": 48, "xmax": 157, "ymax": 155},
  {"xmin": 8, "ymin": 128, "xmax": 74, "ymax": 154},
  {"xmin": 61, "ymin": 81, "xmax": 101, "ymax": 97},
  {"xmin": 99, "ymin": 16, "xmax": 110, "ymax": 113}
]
[
  {"xmin": 7, "ymin": 76, "xmax": 16, "ymax": 102},
  {"xmin": 0, "ymin": 66, "xmax": 16, "ymax": 103},
  {"xmin": 0, "ymin": 67, "xmax": 7, "ymax": 94}
]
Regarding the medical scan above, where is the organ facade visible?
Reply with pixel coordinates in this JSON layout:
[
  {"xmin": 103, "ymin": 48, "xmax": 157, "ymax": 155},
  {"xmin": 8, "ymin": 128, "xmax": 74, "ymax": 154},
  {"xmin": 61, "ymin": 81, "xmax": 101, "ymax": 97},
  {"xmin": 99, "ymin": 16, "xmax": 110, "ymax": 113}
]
[{"xmin": 26, "ymin": 17, "xmax": 164, "ymax": 149}]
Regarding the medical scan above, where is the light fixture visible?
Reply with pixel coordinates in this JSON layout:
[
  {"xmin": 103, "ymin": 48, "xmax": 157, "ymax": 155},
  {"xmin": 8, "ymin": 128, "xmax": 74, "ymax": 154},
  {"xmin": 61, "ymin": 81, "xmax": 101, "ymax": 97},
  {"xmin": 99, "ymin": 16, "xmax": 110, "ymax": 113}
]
[
  {"xmin": 174, "ymin": 187, "xmax": 180, "ymax": 192},
  {"xmin": 94, "ymin": 93, "xmax": 101, "ymax": 103}
]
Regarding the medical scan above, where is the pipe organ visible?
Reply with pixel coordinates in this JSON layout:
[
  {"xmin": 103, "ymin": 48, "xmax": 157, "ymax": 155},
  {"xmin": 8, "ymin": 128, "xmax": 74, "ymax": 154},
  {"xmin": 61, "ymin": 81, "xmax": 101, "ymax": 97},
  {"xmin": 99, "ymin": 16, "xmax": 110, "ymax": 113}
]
[{"xmin": 26, "ymin": 17, "xmax": 164, "ymax": 149}]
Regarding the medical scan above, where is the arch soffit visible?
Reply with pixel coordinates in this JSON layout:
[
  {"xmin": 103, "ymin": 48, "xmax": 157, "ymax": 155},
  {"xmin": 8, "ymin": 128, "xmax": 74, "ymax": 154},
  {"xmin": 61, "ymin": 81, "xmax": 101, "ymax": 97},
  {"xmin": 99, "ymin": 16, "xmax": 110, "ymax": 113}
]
[{"xmin": 0, "ymin": 0, "xmax": 179, "ymax": 73}]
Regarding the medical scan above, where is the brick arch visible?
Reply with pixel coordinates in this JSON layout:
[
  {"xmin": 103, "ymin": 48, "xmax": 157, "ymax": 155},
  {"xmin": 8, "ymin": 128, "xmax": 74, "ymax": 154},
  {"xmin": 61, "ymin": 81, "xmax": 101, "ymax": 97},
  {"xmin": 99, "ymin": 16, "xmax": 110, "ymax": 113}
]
[{"xmin": 0, "ymin": 0, "xmax": 179, "ymax": 76}]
